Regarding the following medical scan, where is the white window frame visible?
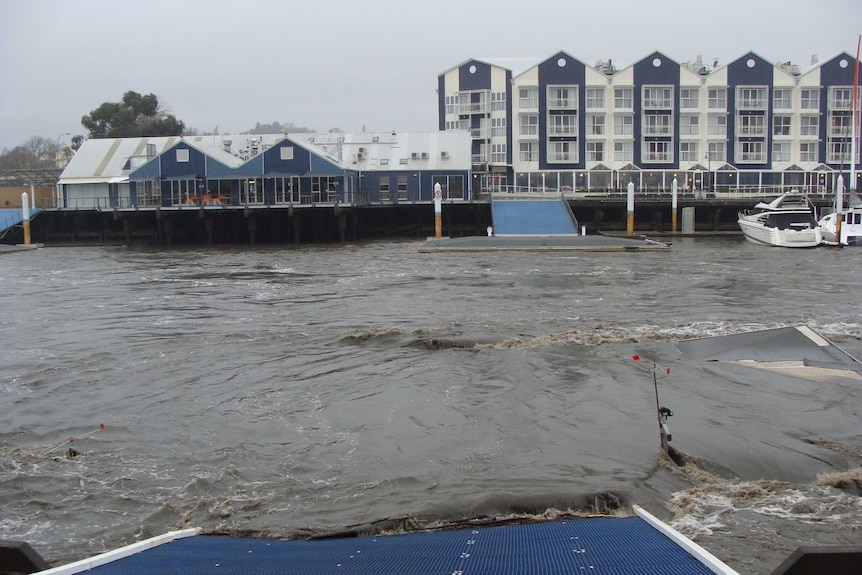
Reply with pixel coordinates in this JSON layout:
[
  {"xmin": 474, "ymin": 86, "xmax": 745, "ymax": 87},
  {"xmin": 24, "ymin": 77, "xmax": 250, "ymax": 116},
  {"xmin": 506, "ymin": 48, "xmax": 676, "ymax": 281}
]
[
  {"xmin": 586, "ymin": 87, "xmax": 605, "ymax": 109},
  {"xmin": 586, "ymin": 141, "xmax": 604, "ymax": 162},
  {"xmin": 680, "ymin": 87, "xmax": 699, "ymax": 109},
  {"xmin": 773, "ymin": 88, "xmax": 792, "ymax": 110},
  {"xmin": 773, "ymin": 115, "xmax": 791, "ymax": 136},
  {"xmin": 708, "ymin": 88, "xmax": 727, "ymax": 109},
  {"xmin": 708, "ymin": 115, "xmax": 727, "ymax": 136},
  {"xmin": 800, "ymin": 115, "xmax": 819, "ymax": 136},
  {"xmin": 680, "ymin": 115, "xmax": 699, "ymax": 136},
  {"xmin": 799, "ymin": 142, "xmax": 818, "ymax": 162},
  {"xmin": 588, "ymin": 115, "xmax": 605, "ymax": 135},
  {"xmin": 772, "ymin": 141, "xmax": 790, "ymax": 162},
  {"xmin": 614, "ymin": 87, "xmax": 633, "ymax": 109},
  {"xmin": 491, "ymin": 117, "xmax": 506, "ymax": 137},
  {"xmin": 801, "ymin": 89, "xmax": 820, "ymax": 110},
  {"xmin": 613, "ymin": 114, "xmax": 633, "ymax": 135},
  {"xmin": 519, "ymin": 114, "xmax": 538, "ymax": 137},
  {"xmin": 519, "ymin": 87, "xmax": 539, "ymax": 109},
  {"xmin": 614, "ymin": 141, "xmax": 633, "ymax": 162},
  {"xmin": 679, "ymin": 141, "xmax": 699, "ymax": 162}
]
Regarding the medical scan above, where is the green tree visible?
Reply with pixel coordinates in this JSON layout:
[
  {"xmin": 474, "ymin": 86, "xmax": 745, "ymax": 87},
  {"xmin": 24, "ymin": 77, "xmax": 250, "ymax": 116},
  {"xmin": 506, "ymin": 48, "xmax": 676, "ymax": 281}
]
[
  {"xmin": 244, "ymin": 121, "xmax": 315, "ymax": 135},
  {"xmin": 81, "ymin": 91, "xmax": 185, "ymax": 138}
]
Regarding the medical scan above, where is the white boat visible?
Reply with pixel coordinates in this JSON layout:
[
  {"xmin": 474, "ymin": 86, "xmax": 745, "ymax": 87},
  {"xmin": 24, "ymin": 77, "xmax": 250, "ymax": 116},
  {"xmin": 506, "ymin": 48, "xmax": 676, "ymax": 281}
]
[
  {"xmin": 737, "ymin": 192, "xmax": 822, "ymax": 247},
  {"xmin": 819, "ymin": 191, "xmax": 862, "ymax": 245}
]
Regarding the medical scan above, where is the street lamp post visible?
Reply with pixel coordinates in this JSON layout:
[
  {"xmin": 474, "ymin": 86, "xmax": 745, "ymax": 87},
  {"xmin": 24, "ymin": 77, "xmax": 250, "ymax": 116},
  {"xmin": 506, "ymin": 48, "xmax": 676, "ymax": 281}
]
[
  {"xmin": 704, "ymin": 152, "xmax": 712, "ymax": 198},
  {"xmin": 56, "ymin": 132, "xmax": 70, "ymax": 168}
]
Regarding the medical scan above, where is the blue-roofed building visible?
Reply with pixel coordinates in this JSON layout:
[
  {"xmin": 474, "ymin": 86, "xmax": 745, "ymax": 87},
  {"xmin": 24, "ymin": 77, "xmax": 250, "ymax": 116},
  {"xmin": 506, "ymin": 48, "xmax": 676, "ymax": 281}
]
[{"xmin": 57, "ymin": 131, "xmax": 472, "ymax": 210}]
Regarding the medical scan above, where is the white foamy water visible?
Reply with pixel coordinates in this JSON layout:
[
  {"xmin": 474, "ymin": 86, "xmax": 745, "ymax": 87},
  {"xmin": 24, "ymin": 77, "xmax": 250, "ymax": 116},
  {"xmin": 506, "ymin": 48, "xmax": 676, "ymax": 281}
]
[{"xmin": 1, "ymin": 237, "xmax": 861, "ymax": 574}]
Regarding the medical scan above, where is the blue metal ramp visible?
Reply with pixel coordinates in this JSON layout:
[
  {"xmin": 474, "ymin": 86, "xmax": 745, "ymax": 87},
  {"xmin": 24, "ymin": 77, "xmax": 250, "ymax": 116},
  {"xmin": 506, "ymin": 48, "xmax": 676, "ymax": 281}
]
[
  {"xmin": 0, "ymin": 209, "xmax": 37, "ymax": 235},
  {"xmin": 38, "ymin": 510, "xmax": 738, "ymax": 575},
  {"xmin": 491, "ymin": 199, "xmax": 577, "ymax": 235}
]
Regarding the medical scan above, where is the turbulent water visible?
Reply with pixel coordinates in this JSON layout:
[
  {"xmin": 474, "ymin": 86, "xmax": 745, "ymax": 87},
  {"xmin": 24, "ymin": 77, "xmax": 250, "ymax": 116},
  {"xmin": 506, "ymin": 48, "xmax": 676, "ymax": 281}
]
[{"xmin": 1, "ymin": 238, "xmax": 860, "ymax": 574}]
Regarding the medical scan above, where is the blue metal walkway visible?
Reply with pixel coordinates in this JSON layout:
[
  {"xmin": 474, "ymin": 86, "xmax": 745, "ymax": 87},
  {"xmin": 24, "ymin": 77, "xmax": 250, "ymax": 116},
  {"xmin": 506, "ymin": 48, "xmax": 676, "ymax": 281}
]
[
  {"xmin": 491, "ymin": 199, "xmax": 578, "ymax": 235},
  {"xmin": 0, "ymin": 209, "xmax": 37, "ymax": 235},
  {"xmin": 39, "ymin": 510, "xmax": 737, "ymax": 575}
]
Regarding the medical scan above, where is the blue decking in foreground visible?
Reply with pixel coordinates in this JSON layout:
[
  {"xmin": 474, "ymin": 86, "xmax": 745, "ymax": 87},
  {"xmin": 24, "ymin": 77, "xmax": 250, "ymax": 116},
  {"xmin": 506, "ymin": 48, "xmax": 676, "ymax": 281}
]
[{"xmin": 70, "ymin": 517, "xmax": 717, "ymax": 575}]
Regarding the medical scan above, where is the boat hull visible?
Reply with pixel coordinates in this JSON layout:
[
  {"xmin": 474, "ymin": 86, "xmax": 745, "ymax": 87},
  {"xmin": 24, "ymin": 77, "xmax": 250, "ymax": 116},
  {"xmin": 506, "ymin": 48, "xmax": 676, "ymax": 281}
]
[{"xmin": 737, "ymin": 218, "xmax": 822, "ymax": 247}]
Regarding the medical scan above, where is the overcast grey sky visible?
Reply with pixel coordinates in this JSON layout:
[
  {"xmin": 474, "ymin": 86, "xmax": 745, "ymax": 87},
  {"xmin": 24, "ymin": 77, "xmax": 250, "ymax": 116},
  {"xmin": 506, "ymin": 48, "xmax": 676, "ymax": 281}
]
[{"xmin": 1, "ymin": 0, "xmax": 860, "ymax": 151}]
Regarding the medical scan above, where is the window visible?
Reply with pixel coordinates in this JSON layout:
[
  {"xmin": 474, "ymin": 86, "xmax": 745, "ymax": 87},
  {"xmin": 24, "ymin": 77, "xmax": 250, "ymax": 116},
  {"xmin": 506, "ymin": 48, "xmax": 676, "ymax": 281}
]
[
  {"xmin": 451, "ymin": 119, "xmax": 469, "ymax": 131},
  {"xmin": 491, "ymin": 144, "xmax": 506, "ymax": 163},
  {"xmin": 643, "ymin": 86, "xmax": 673, "ymax": 108},
  {"xmin": 801, "ymin": 89, "xmax": 820, "ymax": 110},
  {"xmin": 614, "ymin": 141, "xmax": 633, "ymax": 162},
  {"xmin": 613, "ymin": 115, "xmax": 633, "ymax": 135},
  {"xmin": 708, "ymin": 115, "xmax": 727, "ymax": 135},
  {"xmin": 707, "ymin": 141, "xmax": 726, "ymax": 162},
  {"xmin": 737, "ymin": 87, "xmax": 767, "ymax": 109},
  {"xmin": 379, "ymin": 177, "xmax": 390, "ymax": 201},
  {"xmin": 773, "ymin": 88, "xmax": 792, "ymax": 109},
  {"xmin": 680, "ymin": 88, "xmax": 699, "ymax": 109},
  {"xmin": 799, "ymin": 142, "xmax": 818, "ymax": 162},
  {"xmin": 550, "ymin": 141, "xmax": 575, "ymax": 162},
  {"xmin": 491, "ymin": 91, "xmax": 506, "ymax": 111},
  {"xmin": 773, "ymin": 116, "xmax": 791, "ymax": 136},
  {"xmin": 491, "ymin": 117, "xmax": 506, "ymax": 137},
  {"xmin": 679, "ymin": 141, "xmax": 698, "ymax": 162},
  {"xmin": 586, "ymin": 141, "xmax": 604, "ymax": 161},
  {"xmin": 737, "ymin": 115, "xmax": 765, "ymax": 136},
  {"xmin": 445, "ymin": 95, "xmax": 458, "ymax": 115},
  {"xmin": 680, "ymin": 115, "xmax": 699, "ymax": 135},
  {"xmin": 279, "ymin": 146, "xmax": 294, "ymax": 160},
  {"xmin": 614, "ymin": 88, "xmax": 633, "ymax": 109},
  {"xmin": 548, "ymin": 86, "xmax": 577, "ymax": 108},
  {"xmin": 548, "ymin": 114, "xmax": 577, "ymax": 135},
  {"xmin": 708, "ymin": 88, "xmax": 727, "ymax": 109},
  {"xmin": 589, "ymin": 115, "xmax": 605, "ymax": 135},
  {"xmin": 772, "ymin": 141, "xmax": 790, "ymax": 162},
  {"xmin": 399, "ymin": 158, "xmax": 408, "ymax": 165},
  {"xmin": 738, "ymin": 141, "xmax": 765, "ymax": 163},
  {"xmin": 828, "ymin": 141, "xmax": 850, "ymax": 164},
  {"xmin": 643, "ymin": 114, "xmax": 671, "ymax": 135},
  {"xmin": 800, "ymin": 116, "xmax": 819, "ymax": 136},
  {"xmin": 519, "ymin": 114, "xmax": 538, "ymax": 137},
  {"xmin": 830, "ymin": 114, "xmax": 852, "ymax": 137},
  {"xmin": 644, "ymin": 141, "xmax": 671, "ymax": 162},
  {"xmin": 176, "ymin": 148, "xmax": 189, "ymax": 162},
  {"xmin": 397, "ymin": 176, "xmax": 408, "ymax": 200},
  {"xmin": 519, "ymin": 87, "xmax": 539, "ymax": 108},
  {"xmin": 586, "ymin": 88, "xmax": 605, "ymax": 109},
  {"xmin": 519, "ymin": 142, "xmax": 537, "ymax": 162},
  {"xmin": 380, "ymin": 158, "xmax": 389, "ymax": 165}
]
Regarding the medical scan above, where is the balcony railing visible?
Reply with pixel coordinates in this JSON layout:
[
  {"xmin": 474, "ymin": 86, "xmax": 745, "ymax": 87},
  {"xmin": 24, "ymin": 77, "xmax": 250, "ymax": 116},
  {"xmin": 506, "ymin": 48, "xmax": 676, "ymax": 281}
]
[
  {"xmin": 643, "ymin": 126, "xmax": 671, "ymax": 136},
  {"xmin": 548, "ymin": 98, "xmax": 576, "ymax": 109},
  {"xmin": 643, "ymin": 99, "xmax": 672, "ymax": 109},
  {"xmin": 458, "ymin": 101, "xmax": 489, "ymax": 114},
  {"xmin": 548, "ymin": 126, "xmax": 578, "ymax": 136},
  {"xmin": 736, "ymin": 126, "xmax": 766, "ymax": 136},
  {"xmin": 737, "ymin": 99, "xmax": 767, "ymax": 110}
]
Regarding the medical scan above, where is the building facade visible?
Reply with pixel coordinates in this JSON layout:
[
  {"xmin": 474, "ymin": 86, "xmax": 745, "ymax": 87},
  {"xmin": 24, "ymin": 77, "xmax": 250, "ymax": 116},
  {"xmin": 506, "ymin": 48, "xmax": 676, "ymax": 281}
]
[
  {"xmin": 57, "ymin": 132, "xmax": 472, "ymax": 209},
  {"xmin": 438, "ymin": 50, "xmax": 862, "ymax": 196}
]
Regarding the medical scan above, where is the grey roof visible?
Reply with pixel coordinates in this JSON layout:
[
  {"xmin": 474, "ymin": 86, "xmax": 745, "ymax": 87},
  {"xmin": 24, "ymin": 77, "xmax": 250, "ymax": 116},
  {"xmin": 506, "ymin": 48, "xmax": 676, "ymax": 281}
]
[{"xmin": 59, "ymin": 137, "xmax": 179, "ymax": 184}]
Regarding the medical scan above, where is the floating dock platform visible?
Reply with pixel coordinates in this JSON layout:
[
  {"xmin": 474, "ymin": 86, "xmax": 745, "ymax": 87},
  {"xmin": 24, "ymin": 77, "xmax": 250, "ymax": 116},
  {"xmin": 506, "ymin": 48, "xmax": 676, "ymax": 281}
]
[
  {"xmin": 32, "ymin": 507, "xmax": 738, "ymax": 575},
  {"xmin": 419, "ymin": 234, "xmax": 670, "ymax": 252}
]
